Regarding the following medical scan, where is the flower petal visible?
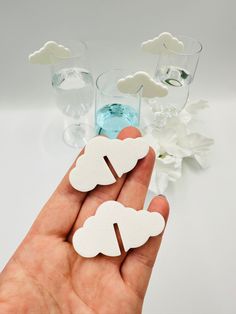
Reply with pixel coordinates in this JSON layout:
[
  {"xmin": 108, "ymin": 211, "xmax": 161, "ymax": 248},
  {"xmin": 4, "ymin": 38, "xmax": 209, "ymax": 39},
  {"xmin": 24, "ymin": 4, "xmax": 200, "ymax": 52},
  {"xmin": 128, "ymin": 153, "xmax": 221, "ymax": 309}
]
[
  {"xmin": 156, "ymin": 172, "xmax": 169, "ymax": 194},
  {"xmin": 194, "ymin": 152, "xmax": 210, "ymax": 169},
  {"xmin": 156, "ymin": 155, "xmax": 182, "ymax": 182},
  {"xmin": 178, "ymin": 133, "xmax": 214, "ymax": 155},
  {"xmin": 178, "ymin": 109, "xmax": 192, "ymax": 124},
  {"xmin": 185, "ymin": 100, "xmax": 209, "ymax": 115},
  {"xmin": 156, "ymin": 128, "xmax": 191, "ymax": 157}
]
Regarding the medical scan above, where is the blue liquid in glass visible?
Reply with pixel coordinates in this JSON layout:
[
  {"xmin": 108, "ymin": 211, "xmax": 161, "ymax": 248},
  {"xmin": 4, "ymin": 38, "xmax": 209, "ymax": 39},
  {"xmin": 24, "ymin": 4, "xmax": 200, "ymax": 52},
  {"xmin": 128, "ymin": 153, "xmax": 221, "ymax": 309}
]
[{"xmin": 96, "ymin": 103, "xmax": 139, "ymax": 138}]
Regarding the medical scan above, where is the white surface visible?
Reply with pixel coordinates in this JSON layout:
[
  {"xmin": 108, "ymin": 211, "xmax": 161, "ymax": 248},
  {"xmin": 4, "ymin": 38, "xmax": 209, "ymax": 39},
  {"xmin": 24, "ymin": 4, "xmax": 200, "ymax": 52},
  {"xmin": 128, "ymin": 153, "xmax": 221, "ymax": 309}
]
[
  {"xmin": 69, "ymin": 136, "xmax": 149, "ymax": 192},
  {"xmin": 73, "ymin": 200, "xmax": 165, "ymax": 257},
  {"xmin": 0, "ymin": 1, "xmax": 236, "ymax": 313}
]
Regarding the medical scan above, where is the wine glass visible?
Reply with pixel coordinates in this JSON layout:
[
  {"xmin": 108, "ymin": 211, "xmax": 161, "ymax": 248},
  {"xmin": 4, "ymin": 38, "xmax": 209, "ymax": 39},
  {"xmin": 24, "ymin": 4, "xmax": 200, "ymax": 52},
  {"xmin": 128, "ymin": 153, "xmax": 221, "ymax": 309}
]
[
  {"xmin": 51, "ymin": 40, "xmax": 94, "ymax": 148},
  {"xmin": 152, "ymin": 35, "xmax": 202, "ymax": 123}
]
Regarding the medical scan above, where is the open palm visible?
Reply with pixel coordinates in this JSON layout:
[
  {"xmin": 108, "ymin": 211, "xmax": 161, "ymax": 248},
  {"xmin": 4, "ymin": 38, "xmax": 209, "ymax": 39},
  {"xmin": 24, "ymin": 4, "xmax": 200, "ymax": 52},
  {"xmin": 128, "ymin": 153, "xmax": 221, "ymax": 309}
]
[{"xmin": 0, "ymin": 127, "xmax": 169, "ymax": 314}]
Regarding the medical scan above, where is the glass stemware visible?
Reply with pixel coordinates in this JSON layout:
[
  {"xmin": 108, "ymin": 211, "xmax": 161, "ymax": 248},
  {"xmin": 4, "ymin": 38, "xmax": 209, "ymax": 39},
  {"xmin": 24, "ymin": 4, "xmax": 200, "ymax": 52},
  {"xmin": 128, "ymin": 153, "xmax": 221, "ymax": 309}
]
[
  {"xmin": 51, "ymin": 40, "xmax": 94, "ymax": 148},
  {"xmin": 151, "ymin": 36, "xmax": 202, "ymax": 124}
]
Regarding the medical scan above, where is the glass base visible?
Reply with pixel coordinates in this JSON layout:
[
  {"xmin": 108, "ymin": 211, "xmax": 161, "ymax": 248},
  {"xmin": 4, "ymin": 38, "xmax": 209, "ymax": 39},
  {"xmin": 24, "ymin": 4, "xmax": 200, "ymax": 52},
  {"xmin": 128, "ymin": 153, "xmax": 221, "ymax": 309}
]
[{"xmin": 63, "ymin": 123, "xmax": 95, "ymax": 148}]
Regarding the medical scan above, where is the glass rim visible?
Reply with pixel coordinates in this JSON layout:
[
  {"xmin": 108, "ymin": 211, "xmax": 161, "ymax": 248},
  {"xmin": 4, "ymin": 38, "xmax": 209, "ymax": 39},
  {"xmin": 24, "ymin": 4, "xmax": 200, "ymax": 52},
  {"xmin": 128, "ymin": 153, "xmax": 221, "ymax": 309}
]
[
  {"xmin": 163, "ymin": 35, "xmax": 203, "ymax": 56},
  {"xmin": 96, "ymin": 68, "xmax": 143, "ymax": 98},
  {"xmin": 52, "ymin": 39, "xmax": 88, "ymax": 61}
]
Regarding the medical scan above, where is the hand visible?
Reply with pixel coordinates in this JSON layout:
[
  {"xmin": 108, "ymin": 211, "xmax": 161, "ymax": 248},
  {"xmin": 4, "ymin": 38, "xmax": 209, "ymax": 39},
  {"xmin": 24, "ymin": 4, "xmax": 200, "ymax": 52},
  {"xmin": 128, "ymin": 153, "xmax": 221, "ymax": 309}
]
[{"xmin": 0, "ymin": 127, "xmax": 169, "ymax": 314}]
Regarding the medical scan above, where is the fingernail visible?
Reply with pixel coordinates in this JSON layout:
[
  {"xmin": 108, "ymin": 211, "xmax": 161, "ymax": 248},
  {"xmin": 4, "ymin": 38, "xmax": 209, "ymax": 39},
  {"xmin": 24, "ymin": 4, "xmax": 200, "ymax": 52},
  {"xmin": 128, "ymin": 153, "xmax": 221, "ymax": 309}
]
[{"xmin": 158, "ymin": 194, "xmax": 166, "ymax": 199}]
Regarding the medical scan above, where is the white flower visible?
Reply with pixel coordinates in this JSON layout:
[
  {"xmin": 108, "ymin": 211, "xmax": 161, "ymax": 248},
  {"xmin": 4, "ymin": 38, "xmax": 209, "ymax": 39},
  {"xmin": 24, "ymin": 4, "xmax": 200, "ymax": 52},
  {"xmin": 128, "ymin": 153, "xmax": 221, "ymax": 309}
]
[
  {"xmin": 151, "ymin": 123, "xmax": 190, "ymax": 158},
  {"xmin": 144, "ymin": 99, "xmax": 214, "ymax": 192},
  {"xmin": 179, "ymin": 99, "xmax": 209, "ymax": 124},
  {"xmin": 156, "ymin": 155, "xmax": 182, "ymax": 193},
  {"xmin": 178, "ymin": 133, "xmax": 214, "ymax": 168},
  {"xmin": 185, "ymin": 99, "xmax": 209, "ymax": 114},
  {"xmin": 164, "ymin": 116, "xmax": 188, "ymax": 138},
  {"xmin": 151, "ymin": 99, "xmax": 209, "ymax": 125}
]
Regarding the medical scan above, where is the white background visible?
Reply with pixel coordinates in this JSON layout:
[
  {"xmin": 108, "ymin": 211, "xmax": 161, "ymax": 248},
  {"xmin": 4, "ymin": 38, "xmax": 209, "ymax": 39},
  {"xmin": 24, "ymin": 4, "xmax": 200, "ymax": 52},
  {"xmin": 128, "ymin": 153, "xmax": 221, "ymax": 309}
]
[{"xmin": 0, "ymin": 1, "xmax": 236, "ymax": 313}]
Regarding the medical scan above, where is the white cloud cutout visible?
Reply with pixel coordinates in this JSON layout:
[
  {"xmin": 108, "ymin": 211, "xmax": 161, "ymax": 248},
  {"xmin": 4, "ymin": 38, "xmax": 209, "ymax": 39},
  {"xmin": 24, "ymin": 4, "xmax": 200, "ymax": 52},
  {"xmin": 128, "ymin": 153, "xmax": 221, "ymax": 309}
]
[
  {"xmin": 29, "ymin": 41, "xmax": 71, "ymax": 64},
  {"xmin": 141, "ymin": 32, "xmax": 184, "ymax": 54},
  {"xmin": 73, "ymin": 200, "xmax": 165, "ymax": 258},
  {"xmin": 69, "ymin": 136, "xmax": 149, "ymax": 192},
  {"xmin": 117, "ymin": 71, "xmax": 168, "ymax": 98}
]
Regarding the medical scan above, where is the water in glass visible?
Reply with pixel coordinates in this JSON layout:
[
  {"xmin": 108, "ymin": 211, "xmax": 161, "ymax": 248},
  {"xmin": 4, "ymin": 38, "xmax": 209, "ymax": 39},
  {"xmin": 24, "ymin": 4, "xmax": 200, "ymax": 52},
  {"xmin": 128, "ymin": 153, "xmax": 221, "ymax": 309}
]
[
  {"xmin": 96, "ymin": 103, "xmax": 139, "ymax": 138},
  {"xmin": 52, "ymin": 67, "xmax": 93, "ymax": 120}
]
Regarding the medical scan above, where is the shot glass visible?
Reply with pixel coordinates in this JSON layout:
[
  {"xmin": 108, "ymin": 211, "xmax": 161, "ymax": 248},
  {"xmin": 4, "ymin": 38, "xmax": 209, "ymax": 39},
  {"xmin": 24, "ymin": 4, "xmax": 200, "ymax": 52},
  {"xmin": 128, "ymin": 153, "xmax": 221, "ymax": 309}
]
[{"xmin": 95, "ymin": 69, "xmax": 142, "ymax": 138}]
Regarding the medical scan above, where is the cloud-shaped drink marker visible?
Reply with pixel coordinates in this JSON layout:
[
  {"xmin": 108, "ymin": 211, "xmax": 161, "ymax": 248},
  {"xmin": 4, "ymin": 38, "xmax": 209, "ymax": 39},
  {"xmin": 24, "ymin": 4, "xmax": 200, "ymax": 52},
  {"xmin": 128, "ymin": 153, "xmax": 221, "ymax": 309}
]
[
  {"xmin": 29, "ymin": 41, "xmax": 71, "ymax": 64},
  {"xmin": 141, "ymin": 32, "xmax": 184, "ymax": 54},
  {"xmin": 117, "ymin": 71, "xmax": 168, "ymax": 98},
  {"xmin": 73, "ymin": 201, "xmax": 165, "ymax": 258},
  {"xmin": 69, "ymin": 136, "xmax": 149, "ymax": 192}
]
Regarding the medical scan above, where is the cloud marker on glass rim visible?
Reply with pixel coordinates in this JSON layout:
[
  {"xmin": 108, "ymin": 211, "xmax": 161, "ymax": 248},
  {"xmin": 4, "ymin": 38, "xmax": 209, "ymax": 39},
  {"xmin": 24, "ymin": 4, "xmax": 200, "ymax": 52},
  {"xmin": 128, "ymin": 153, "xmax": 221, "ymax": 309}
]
[
  {"xmin": 141, "ymin": 32, "xmax": 184, "ymax": 54},
  {"xmin": 117, "ymin": 71, "xmax": 168, "ymax": 98},
  {"xmin": 29, "ymin": 41, "xmax": 71, "ymax": 65}
]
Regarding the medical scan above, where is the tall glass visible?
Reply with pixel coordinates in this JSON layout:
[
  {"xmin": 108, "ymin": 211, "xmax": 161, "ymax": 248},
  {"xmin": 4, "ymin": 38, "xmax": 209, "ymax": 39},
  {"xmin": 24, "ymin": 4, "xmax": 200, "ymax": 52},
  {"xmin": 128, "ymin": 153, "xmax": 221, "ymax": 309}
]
[
  {"xmin": 95, "ymin": 69, "xmax": 142, "ymax": 138},
  {"xmin": 153, "ymin": 36, "xmax": 202, "ymax": 116},
  {"xmin": 51, "ymin": 40, "xmax": 94, "ymax": 148}
]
